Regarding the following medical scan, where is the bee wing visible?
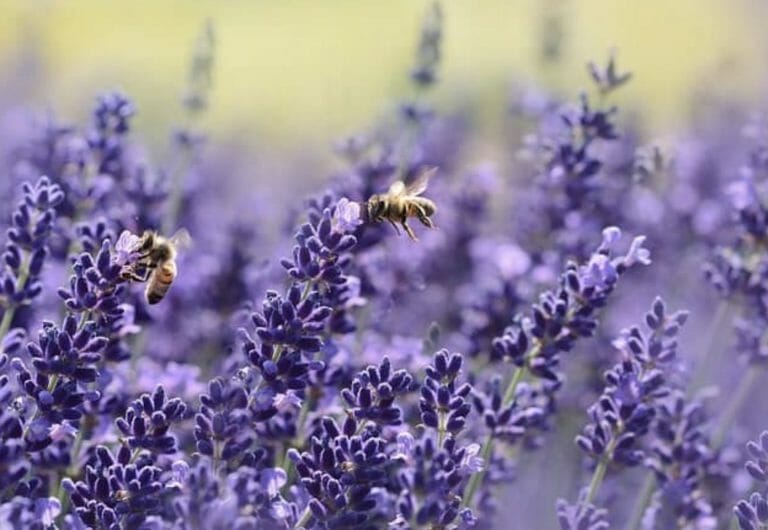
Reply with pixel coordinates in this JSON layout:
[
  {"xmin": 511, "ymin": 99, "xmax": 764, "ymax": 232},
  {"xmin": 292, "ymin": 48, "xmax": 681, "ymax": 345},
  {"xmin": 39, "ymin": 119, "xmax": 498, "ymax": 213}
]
[
  {"xmin": 169, "ymin": 228, "xmax": 193, "ymax": 251},
  {"xmin": 387, "ymin": 181, "xmax": 407, "ymax": 197},
  {"xmin": 404, "ymin": 167, "xmax": 437, "ymax": 196}
]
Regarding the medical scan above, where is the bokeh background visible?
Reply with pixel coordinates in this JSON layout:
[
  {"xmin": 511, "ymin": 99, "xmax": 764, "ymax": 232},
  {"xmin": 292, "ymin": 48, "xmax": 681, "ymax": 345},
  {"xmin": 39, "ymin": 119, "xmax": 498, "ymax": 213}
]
[
  {"xmin": 1, "ymin": 0, "xmax": 766, "ymax": 179},
  {"xmin": 2, "ymin": 2, "xmax": 767, "ymax": 528}
]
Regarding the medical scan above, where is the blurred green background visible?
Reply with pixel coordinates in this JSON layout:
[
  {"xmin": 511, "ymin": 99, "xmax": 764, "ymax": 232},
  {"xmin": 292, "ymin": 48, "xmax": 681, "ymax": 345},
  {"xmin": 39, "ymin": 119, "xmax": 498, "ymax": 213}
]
[{"xmin": 0, "ymin": 0, "xmax": 765, "ymax": 164}]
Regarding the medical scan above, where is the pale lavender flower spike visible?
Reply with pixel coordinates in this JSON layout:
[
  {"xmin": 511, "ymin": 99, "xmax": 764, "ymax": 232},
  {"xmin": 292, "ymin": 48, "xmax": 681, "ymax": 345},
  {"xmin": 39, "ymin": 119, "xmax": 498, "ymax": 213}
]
[
  {"xmin": 113, "ymin": 229, "xmax": 143, "ymax": 266},
  {"xmin": 332, "ymin": 196, "xmax": 363, "ymax": 233}
]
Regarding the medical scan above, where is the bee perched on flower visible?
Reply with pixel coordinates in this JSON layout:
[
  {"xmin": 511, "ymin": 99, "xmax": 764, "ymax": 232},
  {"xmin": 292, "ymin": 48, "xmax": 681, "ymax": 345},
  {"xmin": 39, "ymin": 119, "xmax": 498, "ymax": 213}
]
[{"xmin": 115, "ymin": 229, "xmax": 191, "ymax": 304}]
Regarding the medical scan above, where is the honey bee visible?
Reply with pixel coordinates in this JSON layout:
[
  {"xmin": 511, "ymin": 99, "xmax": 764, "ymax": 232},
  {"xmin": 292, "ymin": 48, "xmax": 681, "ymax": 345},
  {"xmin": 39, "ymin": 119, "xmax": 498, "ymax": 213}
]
[
  {"xmin": 366, "ymin": 168, "xmax": 437, "ymax": 241},
  {"xmin": 120, "ymin": 229, "xmax": 191, "ymax": 305}
]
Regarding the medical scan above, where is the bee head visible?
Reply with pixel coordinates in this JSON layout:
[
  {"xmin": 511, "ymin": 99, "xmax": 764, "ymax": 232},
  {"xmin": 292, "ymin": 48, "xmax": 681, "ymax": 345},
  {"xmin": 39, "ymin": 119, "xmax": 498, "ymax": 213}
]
[
  {"xmin": 140, "ymin": 230, "xmax": 156, "ymax": 252},
  {"xmin": 367, "ymin": 195, "xmax": 385, "ymax": 220}
]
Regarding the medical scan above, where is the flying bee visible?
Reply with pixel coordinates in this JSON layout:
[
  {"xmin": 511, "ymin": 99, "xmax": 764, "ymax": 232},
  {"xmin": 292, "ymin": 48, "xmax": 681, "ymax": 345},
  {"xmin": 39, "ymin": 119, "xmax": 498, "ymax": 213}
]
[
  {"xmin": 120, "ymin": 229, "xmax": 191, "ymax": 305},
  {"xmin": 365, "ymin": 168, "xmax": 437, "ymax": 241}
]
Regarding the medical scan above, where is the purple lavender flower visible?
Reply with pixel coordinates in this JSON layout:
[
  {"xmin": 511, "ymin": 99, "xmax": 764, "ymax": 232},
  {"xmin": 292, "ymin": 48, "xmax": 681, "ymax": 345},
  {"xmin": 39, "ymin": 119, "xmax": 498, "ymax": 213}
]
[
  {"xmin": 289, "ymin": 417, "xmax": 391, "ymax": 528},
  {"xmin": 641, "ymin": 391, "xmax": 716, "ymax": 529},
  {"xmin": 587, "ymin": 50, "xmax": 632, "ymax": 95},
  {"xmin": 410, "ymin": 2, "xmax": 443, "ymax": 88},
  {"xmin": 418, "ymin": 350, "xmax": 471, "ymax": 437},
  {"xmin": 114, "ymin": 385, "xmax": 186, "ymax": 455},
  {"xmin": 556, "ymin": 497, "xmax": 609, "ymax": 530},
  {"xmin": 113, "ymin": 230, "xmax": 142, "ymax": 267},
  {"xmin": 23, "ymin": 314, "xmax": 107, "ymax": 384},
  {"xmin": 238, "ymin": 286, "xmax": 329, "ymax": 395},
  {"xmin": 492, "ymin": 227, "xmax": 652, "ymax": 376},
  {"xmin": 63, "ymin": 444, "xmax": 179, "ymax": 528},
  {"xmin": 0, "ymin": 353, "xmax": 29, "ymax": 497},
  {"xmin": 512, "ymin": 53, "xmax": 638, "ymax": 267},
  {"xmin": 194, "ymin": 377, "xmax": 255, "ymax": 471},
  {"xmin": 564, "ymin": 298, "xmax": 687, "ymax": 524},
  {"xmin": 734, "ymin": 432, "xmax": 768, "ymax": 529},
  {"xmin": 332, "ymin": 197, "xmax": 363, "ymax": 234},
  {"xmin": 395, "ymin": 350, "xmax": 481, "ymax": 528},
  {"xmin": 0, "ymin": 176, "xmax": 64, "ymax": 334},
  {"xmin": 181, "ymin": 19, "xmax": 216, "ymax": 115},
  {"xmin": 282, "ymin": 196, "xmax": 357, "ymax": 284},
  {"xmin": 87, "ymin": 92, "xmax": 136, "ymax": 178},
  {"xmin": 463, "ymin": 227, "xmax": 651, "ymax": 523},
  {"xmin": 341, "ymin": 356, "xmax": 414, "ymax": 427},
  {"xmin": 12, "ymin": 326, "xmax": 103, "ymax": 451}
]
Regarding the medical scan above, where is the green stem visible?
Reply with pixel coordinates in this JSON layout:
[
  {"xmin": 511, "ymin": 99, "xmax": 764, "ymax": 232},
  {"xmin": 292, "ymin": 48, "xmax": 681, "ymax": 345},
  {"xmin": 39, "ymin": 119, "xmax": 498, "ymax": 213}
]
[
  {"xmin": 437, "ymin": 410, "xmax": 446, "ymax": 448},
  {"xmin": 396, "ymin": 86, "xmax": 427, "ymax": 179},
  {"xmin": 623, "ymin": 473, "xmax": 656, "ymax": 530},
  {"xmin": 213, "ymin": 440, "xmax": 222, "ymax": 476},
  {"xmin": 582, "ymin": 435, "xmax": 620, "ymax": 510},
  {"xmin": 0, "ymin": 253, "xmax": 31, "ymax": 341},
  {"xmin": 55, "ymin": 421, "xmax": 89, "ymax": 525},
  {"xmin": 583, "ymin": 454, "xmax": 610, "ymax": 506},
  {"xmin": 353, "ymin": 419, "xmax": 369, "ymax": 436},
  {"xmin": 502, "ymin": 362, "xmax": 530, "ymax": 404},
  {"xmin": 277, "ymin": 442, "xmax": 291, "ymax": 476},
  {"xmin": 295, "ymin": 397, "xmax": 312, "ymax": 439},
  {"xmin": 576, "ymin": 431, "xmax": 621, "ymax": 518},
  {"xmin": 271, "ymin": 344, "xmax": 285, "ymax": 363},
  {"xmin": 63, "ymin": 162, "xmax": 97, "ymax": 260},
  {"xmin": 301, "ymin": 280, "xmax": 314, "ymax": 302},
  {"xmin": 0, "ymin": 307, "xmax": 15, "ymax": 344},
  {"xmin": 712, "ymin": 366, "xmax": 761, "ymax": 448},
  {"xmin": 68, "ymin": 430, "xmax": 85, "ymax": 475},
  {"xmin": 689, "ymin": 301, "xmax": 730, "ymax": 390},
  {"xmin": 54, "ymin": 475, "xmax": 68, "ymax": 526},
  {"xmin": 462, "ymin": 344, "xmax": 540, "ymax": 509},
  {"xmin": 47, "ymin": 374, "xmax": 60, "ymax": 393},
  {"xmin": 77, "ymin": 310, "xmax": 91, "ymax": 331},
  {"xmin": 461, "ymin": 430, "xmax": 494, "ymax": 509},
  {"xmin": 280, "ymin": 348, "xmax": 322, "ymax": 494},
  {"xmin": 161, "ymin": 142, "xmax": 195, "ymax": 235},
  {"xmin": 295, "ymin": 506, "xmax": 311, "ymax": 529}
]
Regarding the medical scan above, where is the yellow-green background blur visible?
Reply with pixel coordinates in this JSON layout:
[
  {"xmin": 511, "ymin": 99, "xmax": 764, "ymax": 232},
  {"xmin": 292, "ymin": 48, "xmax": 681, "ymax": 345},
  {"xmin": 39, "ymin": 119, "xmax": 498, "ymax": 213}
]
[{"xmin": 1, "ymin": 0, "xmax": 766, "ymax": 166}]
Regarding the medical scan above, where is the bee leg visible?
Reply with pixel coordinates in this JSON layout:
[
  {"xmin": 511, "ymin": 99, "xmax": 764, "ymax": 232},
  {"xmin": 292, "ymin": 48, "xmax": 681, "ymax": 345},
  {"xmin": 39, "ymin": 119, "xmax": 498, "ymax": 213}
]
[
  {"xmin": 121, "ymin": 258, "xmax": 157, "ymax": 282},
  {"xmin": 402, "ymin": 221, "xmax": 418, "ymax": 241},
  {"xmin": 413, "ymin": 205, "xmax": 434, "ymax": 229},
  {"xmin": 121, "ymin": 268, "xmax": 150, "ymax": 282},
  {"xmin": 387, "ymin": 219, "xmax": 402, "ymax": 235}
]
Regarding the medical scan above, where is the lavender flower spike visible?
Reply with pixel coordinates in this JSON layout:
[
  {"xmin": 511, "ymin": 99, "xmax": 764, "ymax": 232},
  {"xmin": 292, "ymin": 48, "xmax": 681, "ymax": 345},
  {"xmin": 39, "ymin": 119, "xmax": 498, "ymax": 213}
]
[
  {"xmin": 463, "ymin": 227, "xmax": 651, "ymax": 511},
  {"xmin": 564, "ymin": 297, "xmax": 687, "ymax": 526},
  {"xmin": 0, "ymin": 176, "xmax": 65, "ymax": 337}
]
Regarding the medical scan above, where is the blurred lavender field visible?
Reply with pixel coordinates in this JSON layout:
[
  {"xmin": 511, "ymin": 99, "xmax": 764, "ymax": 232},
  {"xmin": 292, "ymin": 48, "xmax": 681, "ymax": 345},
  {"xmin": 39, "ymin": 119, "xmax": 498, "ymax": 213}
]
[{"xmin": 2, "ymin": 2, "xmax": 768, "ymax": 529}]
